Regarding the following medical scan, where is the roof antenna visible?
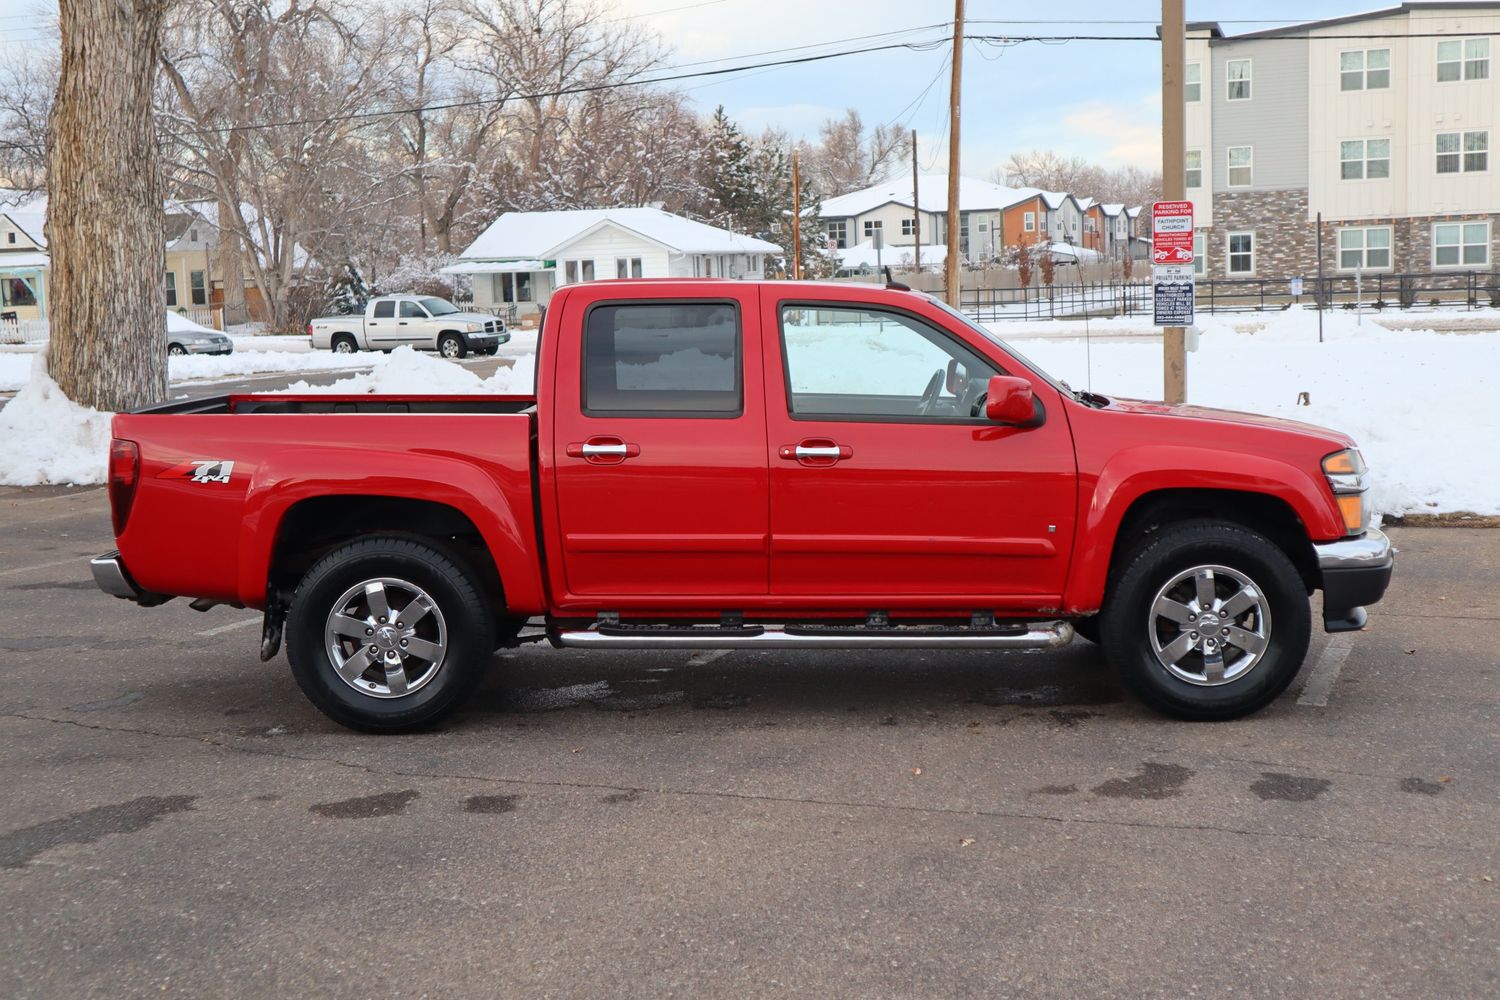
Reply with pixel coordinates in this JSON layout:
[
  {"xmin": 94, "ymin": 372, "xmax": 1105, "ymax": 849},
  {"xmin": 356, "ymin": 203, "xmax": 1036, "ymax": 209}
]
[{"xmin": 884, "ymin": 265, "xmax": 910, "ymax": 291}]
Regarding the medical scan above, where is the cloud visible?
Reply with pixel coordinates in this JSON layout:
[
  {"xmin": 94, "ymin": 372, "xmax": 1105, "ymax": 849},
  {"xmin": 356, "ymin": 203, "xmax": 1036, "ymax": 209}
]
[{"xmin": 1058, "ymin": 97, "xmax": 1162, "ymax": 169}]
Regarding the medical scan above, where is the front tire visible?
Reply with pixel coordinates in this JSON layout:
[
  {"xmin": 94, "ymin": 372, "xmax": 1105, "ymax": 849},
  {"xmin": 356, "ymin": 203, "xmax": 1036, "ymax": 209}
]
[
  {"xmin": 438, "ymin": 333, "xmax": 466, "ymax": 359},
  {"xmin": 168, "ymin": 343, "xmax": 187, "ymax": 356},
  {"xmin": 1099, "ymin": 521, "xmax": 1310, "ymax": 720},
  {"xmin": 286, "ymin": 536, "xmax": 494, "ymax": 733}
]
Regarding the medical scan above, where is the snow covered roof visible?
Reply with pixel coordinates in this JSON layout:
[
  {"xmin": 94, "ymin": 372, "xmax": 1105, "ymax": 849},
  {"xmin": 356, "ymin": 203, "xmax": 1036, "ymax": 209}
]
[
  {"xmin": 458, "ymin": 208, "xmax": 781, "ymax": 261},
  {"xmin": 0, "ymin": 251, "xmax": 49, "ymax": 270},
  {"xmin": 1126, "ymin": 206, "xmax": 1143, "ymax": 218},
  {"xmin": 1076, "ymin": 197, "xmax": 1096, "ymax": 212},
  {"xmin": 1040, "ymin": 241, "xmax": 1101, "ymax": 262},
  {"xmin": 819, "ymin": 173, "xmax": 1067, "ymax": 218},
  {"xmin": 440, "ymin": 259, "xmax": 547, "ymax": 275},
  {"xmin": 0, "ymin": 191, "xmax": 48, "ymax": 248},
  {"xmin": 1099, "ymin": 203, "xmax": 1125, "ymax": 217}
]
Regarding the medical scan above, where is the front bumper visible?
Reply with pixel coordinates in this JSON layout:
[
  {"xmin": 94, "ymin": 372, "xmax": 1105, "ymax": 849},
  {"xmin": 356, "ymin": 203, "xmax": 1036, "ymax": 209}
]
[
  {"xmin": 1314, "ymin": 527, "xmax": 1395, "ymax": 633},
  {"xmin": 462, "ymin": 331, "xmax": 509, "ymax": 350},
  {"xmin": 91, "ymin": 551, "xmax": 170, "ymax": 607}
]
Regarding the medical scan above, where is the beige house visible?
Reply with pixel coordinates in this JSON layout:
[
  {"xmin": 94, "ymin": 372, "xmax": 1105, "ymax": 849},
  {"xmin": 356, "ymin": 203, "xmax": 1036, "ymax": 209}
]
[{"xmin": 0, "ymin": 194, "xmax": 49, "ymax": 323}]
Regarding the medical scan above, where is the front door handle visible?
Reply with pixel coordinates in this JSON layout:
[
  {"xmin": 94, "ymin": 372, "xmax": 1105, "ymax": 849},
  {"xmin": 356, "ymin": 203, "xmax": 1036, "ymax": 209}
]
[
  {"xmin": 566, "ymin": 437, "xmax": 641, "ymax": 464},
  {"xmin": 778, "ymin": 439, "xmax": 853, "ymax": 466}
]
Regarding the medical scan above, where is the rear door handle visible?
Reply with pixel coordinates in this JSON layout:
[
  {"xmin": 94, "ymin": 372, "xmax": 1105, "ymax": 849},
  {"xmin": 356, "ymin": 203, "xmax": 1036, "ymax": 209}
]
[
  {"xmin": 566, "ymin": 437, "xmax": 640, "ymax": 464},
  {"xmin": 779, "ymin": 440, "xmax": 853, "ymax": 465}
]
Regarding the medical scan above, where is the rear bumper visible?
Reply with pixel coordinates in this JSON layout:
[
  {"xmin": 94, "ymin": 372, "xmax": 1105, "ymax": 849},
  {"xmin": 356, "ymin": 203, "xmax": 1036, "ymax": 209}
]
[
  {"xmin": 91, "ymin": 551, "xmax": 170, "ymax": 607},
  {"xmin": 1314, "ymin": 527, "xmax": 1395, "ymax": 633}
]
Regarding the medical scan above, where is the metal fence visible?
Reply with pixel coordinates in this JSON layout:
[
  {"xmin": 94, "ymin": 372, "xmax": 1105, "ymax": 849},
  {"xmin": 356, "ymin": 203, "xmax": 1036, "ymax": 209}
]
[{"xmin": 955, "ymin": 269, "xmax": 1500, "ymax": 321}]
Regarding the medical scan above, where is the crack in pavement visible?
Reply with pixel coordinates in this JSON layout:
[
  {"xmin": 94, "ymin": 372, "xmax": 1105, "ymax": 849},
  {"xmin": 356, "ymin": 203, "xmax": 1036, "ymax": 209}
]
[{"xmin": 0, "ymin": 709, "xmax": 1478, "ymax": 856}]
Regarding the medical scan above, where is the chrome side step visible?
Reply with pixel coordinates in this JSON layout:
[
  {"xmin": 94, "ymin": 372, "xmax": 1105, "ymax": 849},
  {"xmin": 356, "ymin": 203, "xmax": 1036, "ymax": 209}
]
[{"xmin": 555, "ymin": 621, "xmax": 1075, "ymax": 650}]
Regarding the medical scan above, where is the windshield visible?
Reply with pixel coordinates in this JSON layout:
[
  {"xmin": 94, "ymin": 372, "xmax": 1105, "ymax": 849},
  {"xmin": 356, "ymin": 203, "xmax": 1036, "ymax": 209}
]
[
  {"xmin": 420, "ymin": 297, "xmax": 460, "ymax": 316},
  {"xmin": 924, "ymin": 294, "xmax": 1076, "ymax": 397}
]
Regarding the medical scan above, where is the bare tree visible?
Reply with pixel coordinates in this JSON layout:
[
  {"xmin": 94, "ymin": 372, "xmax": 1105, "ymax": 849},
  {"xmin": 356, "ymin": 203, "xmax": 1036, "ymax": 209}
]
[
  {"xmin": 159, "ymin": 0, "xmax": 404, "ymax": 330},
  {"xmin": 805, "ymin": 109, "xmax": 903, "ymax": 194},
  {"xmin": 45, "ymin": 0, "xmax": 167, "ymax": 411},
  {"xmin": 0, "ymin": 52, "xmax": 56, "ymax": 194},
  {"xmin": 995, "ymin": 148, "xmax": 1161, "ymax": 208}
]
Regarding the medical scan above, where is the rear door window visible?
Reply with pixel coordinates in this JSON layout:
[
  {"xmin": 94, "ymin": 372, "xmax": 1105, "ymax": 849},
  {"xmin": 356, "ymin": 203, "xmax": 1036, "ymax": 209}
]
[
  {"xmin": 372, "ymin": 301, "xmax": 396, "ymax": 319},
  {"xmin": 582, "ymin": 302, "xmax": 741, "ymax": 416}
]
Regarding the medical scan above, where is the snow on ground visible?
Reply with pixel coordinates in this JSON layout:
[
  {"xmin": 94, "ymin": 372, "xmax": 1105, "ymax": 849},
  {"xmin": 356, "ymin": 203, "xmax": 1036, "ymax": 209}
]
[
  {"xmin": 986, "ymin": 310, "xmax": 1499, "ymax": 516},
  {"xmin": 0, "ymin": 354, "xmax": 113, "ymax": 486},
  {"xmin": 278, "ymin": 345, "xmax": 536, "ymax": 396}
]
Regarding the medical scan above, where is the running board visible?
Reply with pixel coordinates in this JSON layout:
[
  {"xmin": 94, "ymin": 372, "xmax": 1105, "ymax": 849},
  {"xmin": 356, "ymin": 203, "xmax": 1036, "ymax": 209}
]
[{"xmin": 555, "ymin": 621, "xmax": 1075, "ymax": 650}]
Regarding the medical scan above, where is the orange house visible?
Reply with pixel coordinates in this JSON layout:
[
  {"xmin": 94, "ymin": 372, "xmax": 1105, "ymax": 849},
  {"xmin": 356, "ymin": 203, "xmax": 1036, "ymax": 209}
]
[{"xmin": 1001, "ymin": 194, "xmax": 1049, "ymax": 250}]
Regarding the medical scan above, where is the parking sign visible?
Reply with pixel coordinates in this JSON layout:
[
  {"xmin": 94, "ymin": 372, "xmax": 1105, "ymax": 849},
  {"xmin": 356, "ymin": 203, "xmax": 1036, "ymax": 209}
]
[{"xmin": 1151, "ymin": 201, "xmax": 1194, "ymax": 266}]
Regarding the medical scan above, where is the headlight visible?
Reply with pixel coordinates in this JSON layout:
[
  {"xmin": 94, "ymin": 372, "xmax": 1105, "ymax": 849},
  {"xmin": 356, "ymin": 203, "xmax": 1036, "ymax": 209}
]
[
  {"xmin": 1322, "ymin": 448, "xmax": 1370, "ymax": 535},
  {"xmin": 465, "ymin": 322, "xmax": 481, "ymax": 332}
]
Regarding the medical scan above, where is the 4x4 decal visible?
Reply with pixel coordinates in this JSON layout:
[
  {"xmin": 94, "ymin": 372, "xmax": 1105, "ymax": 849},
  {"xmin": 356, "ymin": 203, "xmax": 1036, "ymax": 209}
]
[{"xmin": 159, "ymin": 460, "xmax": 235, "ymax": 484}]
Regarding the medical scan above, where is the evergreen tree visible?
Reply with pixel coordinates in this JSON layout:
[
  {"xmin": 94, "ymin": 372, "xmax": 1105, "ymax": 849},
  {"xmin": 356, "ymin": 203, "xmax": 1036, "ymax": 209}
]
[{"xmin": 701, "ymin": 105, "xmax": 755, "ymax": 231}]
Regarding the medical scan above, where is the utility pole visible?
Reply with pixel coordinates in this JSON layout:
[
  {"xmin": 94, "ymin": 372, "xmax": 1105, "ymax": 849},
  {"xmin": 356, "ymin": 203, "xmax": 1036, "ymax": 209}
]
[
  {"xmin": 911, "ymin": 129, "xmax": 921, "ymax": 273},
  {"xmin": 1161, "ymin": 0, "xmax": 1187, "ymax": 403},
  {"xmin": 944, "ymin": 0, "xmax": 964, "ymax": 306},
  {"xmin": 791, "ymin": 150, "xmax": 802, "ymax": 280}
]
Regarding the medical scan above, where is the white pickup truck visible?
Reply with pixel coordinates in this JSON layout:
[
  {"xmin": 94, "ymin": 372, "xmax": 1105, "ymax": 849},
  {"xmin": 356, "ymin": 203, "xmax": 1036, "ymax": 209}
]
[{"xmin": 308, "ymin": 295, "xmax": 509, "ymax": 358}]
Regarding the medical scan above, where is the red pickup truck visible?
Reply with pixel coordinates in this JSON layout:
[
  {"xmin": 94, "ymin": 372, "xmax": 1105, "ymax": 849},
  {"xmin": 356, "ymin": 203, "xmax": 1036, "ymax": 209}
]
[{"xmin": 92, "ymin": 279, "xmax": 1393, "ymax": 731}]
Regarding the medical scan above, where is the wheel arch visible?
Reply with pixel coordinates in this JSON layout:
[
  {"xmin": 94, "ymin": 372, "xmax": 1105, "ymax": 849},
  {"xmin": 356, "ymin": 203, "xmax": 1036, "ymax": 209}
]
[{"xmin": 1068, "ymin": 486, "xmax": 1320, "ymax": 613}]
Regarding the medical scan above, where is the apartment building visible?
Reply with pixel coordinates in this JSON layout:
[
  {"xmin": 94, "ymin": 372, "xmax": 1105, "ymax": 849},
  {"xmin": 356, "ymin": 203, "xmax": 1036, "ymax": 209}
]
[{"xmin": 1186, "ymin": 2, "xmax": 1499, "ymax": 280}]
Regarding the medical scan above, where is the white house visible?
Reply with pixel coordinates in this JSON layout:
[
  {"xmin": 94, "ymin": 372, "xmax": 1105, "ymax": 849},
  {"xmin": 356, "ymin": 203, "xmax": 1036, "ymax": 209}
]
[
  {"xmin": 0, "ymin": 193, "xmax": 49, "ymax": 322},
  {"xmin": 447, "ymin": 207, "xmax": 783, "ymax": 319}
]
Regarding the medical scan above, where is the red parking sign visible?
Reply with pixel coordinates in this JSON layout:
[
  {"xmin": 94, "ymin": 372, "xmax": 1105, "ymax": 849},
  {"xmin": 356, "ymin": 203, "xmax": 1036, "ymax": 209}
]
[{"xmin": 1152, "ymin": 200, "xmax": 1194, "ymax": 265}]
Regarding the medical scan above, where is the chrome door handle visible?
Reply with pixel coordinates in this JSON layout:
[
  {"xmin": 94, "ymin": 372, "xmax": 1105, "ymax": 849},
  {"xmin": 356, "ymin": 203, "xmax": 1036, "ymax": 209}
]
[
  {"xmin": 581, "ymin": 443, "xmax": 628, "ymax": 457},
  {"xmin": 795, "ymin": 446, "xmax": 841, "ymax": 459}
]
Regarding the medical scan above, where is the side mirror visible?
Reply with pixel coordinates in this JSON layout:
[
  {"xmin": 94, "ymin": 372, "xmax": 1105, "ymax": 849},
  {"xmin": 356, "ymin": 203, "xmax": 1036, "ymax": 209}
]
[
  {"xmin": 945, "ymin": 358, "xmax": 966, "ymax": 395},
  {"xmin": 984, "ymin": 375, "xmax": 1039, "ymax": 425}
]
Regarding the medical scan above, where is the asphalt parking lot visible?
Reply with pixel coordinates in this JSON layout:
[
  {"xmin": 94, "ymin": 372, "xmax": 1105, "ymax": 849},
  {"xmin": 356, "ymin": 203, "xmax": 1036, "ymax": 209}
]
[{"xmin": 1, "ymin": 486, "xmax": 1495, "ymax": 999}]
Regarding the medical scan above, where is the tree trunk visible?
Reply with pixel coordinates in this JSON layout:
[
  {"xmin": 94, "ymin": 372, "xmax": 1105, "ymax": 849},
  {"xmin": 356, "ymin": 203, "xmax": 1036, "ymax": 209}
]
[
  {"xmin": 214, "ymin": 191, "xmax": 246, "ymax": 325},
  {"xmin": 44, "ymin": 0, "xmax": 167, "ymax": 412}
]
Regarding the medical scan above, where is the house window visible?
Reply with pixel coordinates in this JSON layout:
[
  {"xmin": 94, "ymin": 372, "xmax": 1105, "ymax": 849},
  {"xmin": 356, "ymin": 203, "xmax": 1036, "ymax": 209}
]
[
  {"xmin": 615, "ymin": 257, "xmax": 643, "ymax": 278},
  {"xmin": 863, "ymin": 220, "xmax": 882, "ymax": 238},
  {"xmin": 493, "ymin": 272, "xmax": 533, "ymax": 303},
  {"xmin": 1227, "ymin": 59, "xmax": 1251, "ymax": 100},
  {"xmin": 1227, "ymin": 145, "xmax": 1253, "ymax": 187},
  {"xmin": 1437, "ymin": 130, "xmax": 1488, "ymax": 173},
  {"xmin": 824, "ymin": 220, "xmax": 847, "ymax": 249},
  {"xmin": 1338, "ymin": 226, "xmax": 1392, "ymax": 269},
  {"xmin": 189, "ymin": 270, "xmax": 207, "ymax": 306},
  {"xmin": 583, "ymin": 302, "xmax": 741, "ymax": 415},
  {"xmin": 1341, "ymin": 49, "xmax": 1391, "ymax": 90},
  {"xmin": 1340, "ymin": 138, "xmax": 1391, "ymax": 180},
  {"xmin": 1185, "ymin": 62, "xmax": 1201, "ymax": 102},
  {"xmin": 1192, "ymin": 233, "xmax": 1206, "ymax": 276},
  {"xmin": 3, "ymin": 277, "xmax": 35, "ymax": 307},
  {"xmin": 1185, "ymin": 149, "xmax": 1203, "ymax": 188},
  {"xmin": 165, "ymin": 271, "xmax": 177, "ymax": 307},
  {"xmin": 5, "ymin": 232, "xmax": 13, "ymax": 244},
  {"xmin": 1023, "ymin": 211, "xmax": 1035, "ymax": 232},
  {"xmin": 1437, "ymin": 38, "xmax": 1489, "ymax": 82},
  {"xmin": 564, "ymin": 259, "xmax": 595, "ymax": 284},
  {"xmin": 189, "ymin": 228, "xmax": 199, "ymax": 243},
  {"xmin": 900, "ymin": 218, "xmax": 916, "ymax": 236},
  {"xmin": 1227, "ymin": 232, "xmax": 1254, "ymax": 275},
  {"xmin": 1433, "ymin": 222, "xmax": 1489, "ymax": 267}
]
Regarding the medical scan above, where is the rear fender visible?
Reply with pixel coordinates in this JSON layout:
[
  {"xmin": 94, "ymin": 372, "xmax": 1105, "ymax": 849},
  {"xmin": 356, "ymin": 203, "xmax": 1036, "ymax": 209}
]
[
  {"xmin": 1064, "ymin": 445, "xmax": 1339, "ymax": 613},
  {"xmin": 236, "ymin": 450, "xmax": 543, "ymax": 612}
]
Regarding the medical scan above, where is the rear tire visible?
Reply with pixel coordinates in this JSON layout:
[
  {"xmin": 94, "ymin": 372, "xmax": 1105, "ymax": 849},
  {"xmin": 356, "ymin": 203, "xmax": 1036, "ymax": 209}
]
[
  {"xmin": 1099, "ymin": 520, "xmax": 1310, "ymax": 721},
  {"xmin": 286, "ymin": 536, "xmax": 494, "ymax": 733},
  {"xmin": 331, "ymin": 334, "xmax": 357, "ymax": 354}
]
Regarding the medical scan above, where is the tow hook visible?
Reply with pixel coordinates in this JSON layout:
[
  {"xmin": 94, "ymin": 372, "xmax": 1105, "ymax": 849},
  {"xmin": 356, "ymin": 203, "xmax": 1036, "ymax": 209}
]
[{"xmin": 260, "ymin": 593, "xmax": 288, "ymax": 662}]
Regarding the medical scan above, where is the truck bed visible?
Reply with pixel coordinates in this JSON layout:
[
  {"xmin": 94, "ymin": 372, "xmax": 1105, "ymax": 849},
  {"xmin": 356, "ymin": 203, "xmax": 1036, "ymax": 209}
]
[{"xmin": 111, "ymin": 393, "xmax": 544, "ymax": 611}]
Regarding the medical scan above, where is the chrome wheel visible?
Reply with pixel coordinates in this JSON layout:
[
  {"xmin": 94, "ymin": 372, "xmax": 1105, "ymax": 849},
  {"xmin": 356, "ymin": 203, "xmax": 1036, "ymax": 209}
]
[
  {"xmin": 333, "ymin": 339, "xmax": 355, "ymax": 354},
  {"xmin": 168, "ymin": 344, "xmax": 186, "ymax": 356},
  {"xmin": 439, "ymin": 336, "xmax": 462, "ymax": 359},
  {"xmin": 323, "ymin": 577, "xmax": 448, "ymax": 698},
  {"xmin": 1147, "ymin": 564, "xmax": 1271, "ymax": 686}
]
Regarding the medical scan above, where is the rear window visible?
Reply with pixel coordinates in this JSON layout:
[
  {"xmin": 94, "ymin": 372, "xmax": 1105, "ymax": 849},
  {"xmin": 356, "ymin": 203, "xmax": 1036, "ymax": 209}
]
[
  {"xmin": 582, "ymin": 302, "xmax": 741, "ymax": 416},
  {"xmin": 372, "ymin": 300, "xmax": 395, "ymax": 318}
]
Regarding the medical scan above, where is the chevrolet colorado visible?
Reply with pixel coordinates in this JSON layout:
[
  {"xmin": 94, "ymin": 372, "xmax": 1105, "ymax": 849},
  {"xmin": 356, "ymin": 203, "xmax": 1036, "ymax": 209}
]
[{"xmin": 93, "ymin": 279, "xmax": 1394, "ymax": 731}]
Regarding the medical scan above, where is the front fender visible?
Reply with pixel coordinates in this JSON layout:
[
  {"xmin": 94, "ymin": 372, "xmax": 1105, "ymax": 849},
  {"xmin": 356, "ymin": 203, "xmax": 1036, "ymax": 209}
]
[
  {"xmin": 235, "ymin": 447, "xmax": 544, "ymax": 613},
  {"xmin": 1063, "ymin": 444, "xmax": 1339, "ymax": 613}
]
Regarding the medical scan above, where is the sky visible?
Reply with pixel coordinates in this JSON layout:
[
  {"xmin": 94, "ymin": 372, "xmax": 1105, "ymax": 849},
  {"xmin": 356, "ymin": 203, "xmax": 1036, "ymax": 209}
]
[{"xmin": 0, "ymin": 0, "xmax": 1486, "ymax": 181}]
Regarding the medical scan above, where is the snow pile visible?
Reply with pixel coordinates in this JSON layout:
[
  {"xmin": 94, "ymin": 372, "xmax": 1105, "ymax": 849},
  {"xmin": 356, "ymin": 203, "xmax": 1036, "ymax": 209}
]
[
  {"xmin": 0, "ymin": 354, "xmax": 112, "ymax": 486},
  {"xmin": 166, "ymin": 312, "xmax": 219, "ymax": 335},
  {"xmin": 0, "ymin": 353, "xmax": 30, "ymax": 392},
  {"xmin": 169, "ymin": 350, "xmax": 376, "ymax": 382},
  {"xmin": 996, "ymin": 310, "xmax": 1499, "ymax": 516},
  {"xmin": 279, "ymin": 345, "xmax": 536, "ymax": 395}
]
